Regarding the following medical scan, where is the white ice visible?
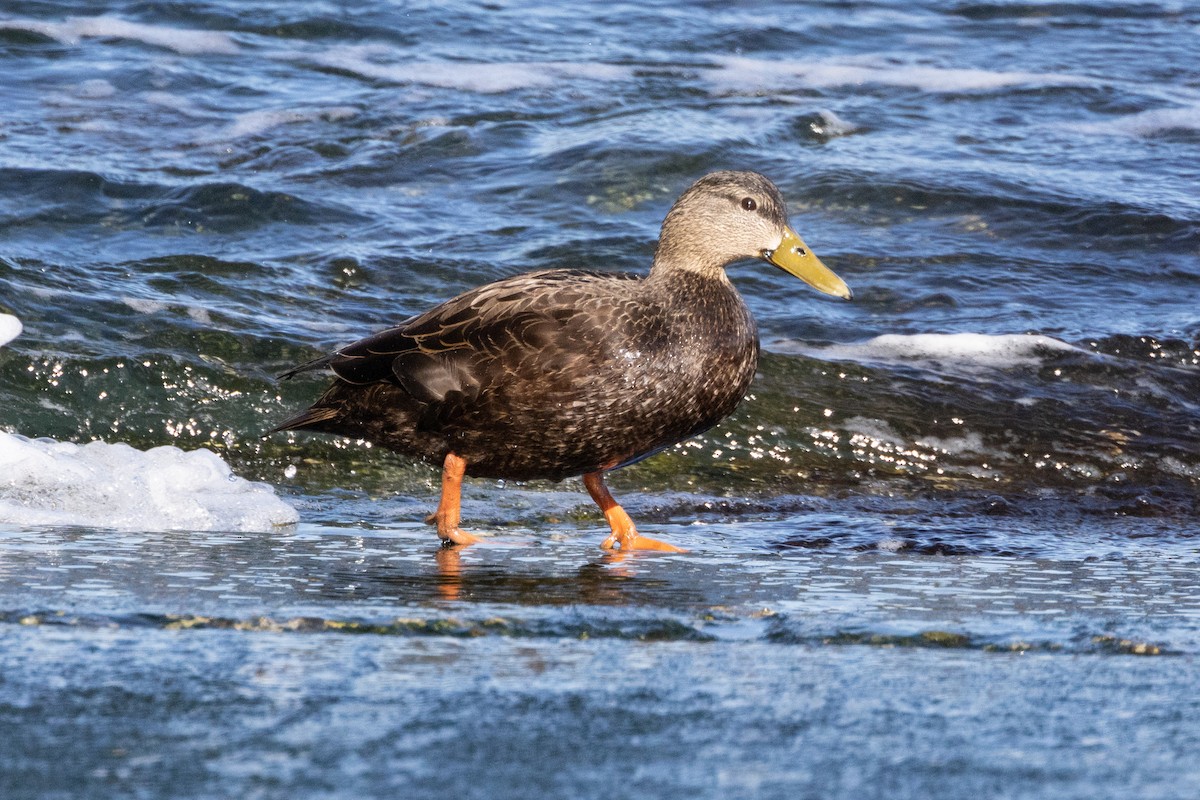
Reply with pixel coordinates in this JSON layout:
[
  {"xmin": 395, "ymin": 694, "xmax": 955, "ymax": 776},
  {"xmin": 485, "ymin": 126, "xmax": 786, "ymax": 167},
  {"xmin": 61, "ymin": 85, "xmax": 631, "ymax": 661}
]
[
  {"xmin": 0, "ymin": 434, "xmax": 299, "ymax": 533},
  {"xmin": 0, "ymin": 315, "xmax": 297, "ymax": 533},
  {"xmin": 0, "ymin": 315, "xmax": 20, "ymax": 347}
]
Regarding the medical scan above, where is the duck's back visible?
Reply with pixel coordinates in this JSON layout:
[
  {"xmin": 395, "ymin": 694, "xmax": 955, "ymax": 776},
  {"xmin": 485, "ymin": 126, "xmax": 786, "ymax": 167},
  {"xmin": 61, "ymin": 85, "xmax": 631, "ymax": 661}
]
[{"xmin": 277, "ymin": 268, "xmax": 759, "ymax": 481}]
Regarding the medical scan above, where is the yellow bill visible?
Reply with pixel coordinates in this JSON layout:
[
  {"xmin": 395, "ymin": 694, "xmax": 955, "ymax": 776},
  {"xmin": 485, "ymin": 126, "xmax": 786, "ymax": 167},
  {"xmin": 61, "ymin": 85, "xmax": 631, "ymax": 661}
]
[{"xmin": 764, "ymin": 226, "xmax": 852, "ymax": 300}]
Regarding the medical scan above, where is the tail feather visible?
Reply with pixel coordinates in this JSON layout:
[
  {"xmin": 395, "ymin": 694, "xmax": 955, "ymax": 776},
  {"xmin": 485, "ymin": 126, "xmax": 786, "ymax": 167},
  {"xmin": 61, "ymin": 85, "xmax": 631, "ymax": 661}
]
[
  {"xmin": 270, "ymin": 352, "xmax": 342, "ymax": 436},
  {"xmin": 267, "ymin": 405, "xmax": 341, "ymax": 435},
  {"xmin": 277, "ymin": 353, "xmax": 335, "ymax": 381}
]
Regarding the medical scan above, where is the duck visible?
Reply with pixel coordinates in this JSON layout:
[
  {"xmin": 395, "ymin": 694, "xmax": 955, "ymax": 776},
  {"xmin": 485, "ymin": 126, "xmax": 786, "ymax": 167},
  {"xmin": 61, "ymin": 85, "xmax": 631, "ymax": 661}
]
[{"xmin": 272, "ymin": 170, "xmax": 852, "ymax": 551}]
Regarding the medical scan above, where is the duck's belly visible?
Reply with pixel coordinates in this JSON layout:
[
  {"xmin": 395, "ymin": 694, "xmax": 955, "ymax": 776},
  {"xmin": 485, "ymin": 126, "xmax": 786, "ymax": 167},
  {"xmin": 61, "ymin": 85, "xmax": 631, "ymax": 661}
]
[{"xmin": 449, "ymin": 338, "xmax": 759, "ymax": 481}]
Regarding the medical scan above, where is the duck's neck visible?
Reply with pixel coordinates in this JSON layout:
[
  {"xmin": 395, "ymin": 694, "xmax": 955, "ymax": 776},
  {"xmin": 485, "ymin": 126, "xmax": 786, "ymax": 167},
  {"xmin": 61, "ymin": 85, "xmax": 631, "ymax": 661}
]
[
  {"xmin": 648, "ymin": 245, "xmax": 734, "ymax": 286},
  {"xmin": 648, "ymin": 204, "xmax": 741, "ymax": 283}
]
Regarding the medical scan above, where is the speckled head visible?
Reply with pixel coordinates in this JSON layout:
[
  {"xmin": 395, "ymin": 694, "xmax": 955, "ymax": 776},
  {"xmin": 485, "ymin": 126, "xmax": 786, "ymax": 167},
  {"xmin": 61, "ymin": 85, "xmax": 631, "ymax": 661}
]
[{"xmin": 652, "ymin": 170, "xmax": 852, "ymax": 300}]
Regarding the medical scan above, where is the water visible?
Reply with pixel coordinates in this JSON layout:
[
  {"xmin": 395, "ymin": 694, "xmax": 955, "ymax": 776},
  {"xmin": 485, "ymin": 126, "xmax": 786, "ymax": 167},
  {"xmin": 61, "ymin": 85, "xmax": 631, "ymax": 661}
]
[{"xmin": 2, "ymin": 2, "xmax": 1200, "ymax": 797}]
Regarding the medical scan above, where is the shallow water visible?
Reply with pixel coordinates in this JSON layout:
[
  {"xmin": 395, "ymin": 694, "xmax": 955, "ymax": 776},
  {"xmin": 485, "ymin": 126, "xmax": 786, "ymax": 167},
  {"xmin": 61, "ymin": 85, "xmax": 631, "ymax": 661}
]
[
  {"xmin": 5, "ymin": 522, "xmax": 1200, "ymax": 798},
  {"xmin": 2, "ymin": 1, "xmax": 1200, "ymax": 798}
]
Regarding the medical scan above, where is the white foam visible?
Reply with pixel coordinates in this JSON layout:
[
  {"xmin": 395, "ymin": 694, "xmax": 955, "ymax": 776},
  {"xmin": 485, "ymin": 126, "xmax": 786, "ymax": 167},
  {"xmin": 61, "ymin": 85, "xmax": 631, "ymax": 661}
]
[
  {"xmin": 1073, "ymin": 105, "xmax": 1200, "ymax": 137},
  {"xmin": 914, "ymin": 431, "xmax": 989, "ymax": 456},
  {"xmin": 710, "ymin": 55, "xmax": 1090, "ymax": 94},
  {"xmin": 0, "ymin": 434, "xmax": 298, "ymax": 533},
  {"xmin": 841, "ymin": 416, "xmax": 909, "ymax": 448},
  {"xmin": 308, "ymin": 45, "xmax": 628, "ymax": 93},
  {"xmin": 836, "ymin": 416, "xmax": 1007, "ymax": 475},
  {"xmin": 122, "ymin": 296, "xmax": 168, "ymax": 315},
  {"xmin": 803, "ymin": 332, "xmax": 1081, "ymax": 368},
  {"xmin": 75, "ymin": 78, "xmax": 116, "ymax": 99},
  {"xmin": 809, "ymin": 109, "xmax": 860, "ymax": 138},
  {"xmin": 2, "ymin": 17, "xmax": 629, "ymax": 95},
  {"xmin": 212, "ymin": 106, "xmax": 359, "ymax": 141},
  {"xmin": 186, "ymin": 306, "xmax": 213, "ymax": 325},
  {"xmin": 0, "ymin": 15, "xmax": 238, "ymax": 55},
  {"xmin": 140, "ymin": 90, "xmax": 200, "ymax": 113},
  {"xmin": 0, "ymin": 315, "xmax": 20, "ymax": 347}
]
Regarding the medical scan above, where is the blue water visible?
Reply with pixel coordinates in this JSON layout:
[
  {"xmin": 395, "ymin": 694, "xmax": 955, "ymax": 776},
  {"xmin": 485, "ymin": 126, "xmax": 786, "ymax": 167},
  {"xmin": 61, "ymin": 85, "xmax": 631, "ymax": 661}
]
[{"xmin": 2, "ymin": 2, "xmax": 1200, "ymax": 798}]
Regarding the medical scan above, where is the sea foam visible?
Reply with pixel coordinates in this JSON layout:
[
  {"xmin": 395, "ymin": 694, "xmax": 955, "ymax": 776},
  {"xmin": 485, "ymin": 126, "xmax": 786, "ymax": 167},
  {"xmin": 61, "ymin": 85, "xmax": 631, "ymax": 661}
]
[
  {"xmin": 710, "ymin": 56, "xmax": 1091, "ymax": 94},
  {"xmin": 0, "ymin": 15, "xmax": 238, "ymax": 55},
  {"xmin": 212, "ymin": 106, "xmax": 360, "ymax": 141},
  {"xmin": 1074, "ymin": 105, "xmax": 1200, "ymax": 138},
  {"xmin": 800, "ymin": 332, "xmax": 1081, "ymax": 368},
  {"xmin": 307, "ymin": 45, "xmax": 629, "ymax": 93}
]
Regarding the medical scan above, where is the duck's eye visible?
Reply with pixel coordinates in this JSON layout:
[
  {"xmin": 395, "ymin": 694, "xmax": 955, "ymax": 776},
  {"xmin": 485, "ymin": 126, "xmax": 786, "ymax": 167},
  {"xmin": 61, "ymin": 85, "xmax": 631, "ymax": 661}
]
[{"xmin": 740, "ymin": 197, "xmax": 757, "ymax": 211}]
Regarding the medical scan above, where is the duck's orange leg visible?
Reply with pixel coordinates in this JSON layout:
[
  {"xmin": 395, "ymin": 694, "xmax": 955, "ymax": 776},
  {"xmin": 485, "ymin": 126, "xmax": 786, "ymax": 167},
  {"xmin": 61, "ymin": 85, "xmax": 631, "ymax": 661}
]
[
  {"xmin": 432, "ymin": 452, "xmax": 483, "ymax": 546},
  {"xmin": 583, "ymin": 471, "xmax": 686, "ymax": 552}
]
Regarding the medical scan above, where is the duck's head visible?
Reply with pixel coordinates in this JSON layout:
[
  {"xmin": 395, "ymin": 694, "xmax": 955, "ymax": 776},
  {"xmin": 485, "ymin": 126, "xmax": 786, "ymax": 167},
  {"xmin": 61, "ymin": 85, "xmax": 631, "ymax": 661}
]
[{"xmin": 652, "ymin": 170, "xmax": 852, "ymax": 300}]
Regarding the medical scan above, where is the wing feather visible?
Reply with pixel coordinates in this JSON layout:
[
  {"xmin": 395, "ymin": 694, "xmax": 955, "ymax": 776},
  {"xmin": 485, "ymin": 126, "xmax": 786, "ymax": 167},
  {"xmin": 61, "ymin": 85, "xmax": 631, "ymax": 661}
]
[{"xmin": 279, "ymin": 269, "xmax": 643, "ymax": 432}]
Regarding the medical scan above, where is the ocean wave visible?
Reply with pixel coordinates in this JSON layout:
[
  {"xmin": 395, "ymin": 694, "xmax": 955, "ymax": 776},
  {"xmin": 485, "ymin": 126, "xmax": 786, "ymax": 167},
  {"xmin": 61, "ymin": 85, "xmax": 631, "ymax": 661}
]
[
  {"xmin": 0, "ymin": 168, "xmax": 359, "ymax": 234},
  {"xmin": 799, "ymin": 170, "xmax": 1200, "ymax": 247},
  {"xmin": 1, "ymin": 14, "xmax": 632, "ymax": 99},
  {"xmin": 791, "ymin": 332, "xmax": 1082, "ymax": 369},
  {"xmin": 222, "ymin": 106, "xmax": 359, "ymax": 140},
  {"xmin": 716, "ymin": 337, "xmax": 1200, "ymax": 498},
  {"xmin": 1073, "ymin": 104, "xmax": 1200, "ymax": 138},
  {"xmin": 0, "ymin": 15, "xmax": 239, "ymax": 55},
  {"xmin": 3, "ymin": 317, "xmax": 1197, "ymax": 505},
  {"xmin": 304, "ymin": 44, "xmax": 630, "ymax": 93},
  {"xmin": 709, "ymin": 55, "xmax": 1093, "ymax": 94},
  {"xmin": 952, "ymin": 3, "xmax": 1187, "ymax": 22}
]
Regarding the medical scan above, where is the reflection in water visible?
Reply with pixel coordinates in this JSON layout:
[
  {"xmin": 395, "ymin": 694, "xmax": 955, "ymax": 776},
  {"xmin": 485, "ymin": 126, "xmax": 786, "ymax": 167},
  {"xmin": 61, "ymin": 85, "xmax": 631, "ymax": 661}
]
[
  {"xmin": 424, "ymin": 541, "xmax": 685, "ymax": 606},
  {"xmin": 433, "ymin": 546, "xmax": 464, "ymax": 602}
]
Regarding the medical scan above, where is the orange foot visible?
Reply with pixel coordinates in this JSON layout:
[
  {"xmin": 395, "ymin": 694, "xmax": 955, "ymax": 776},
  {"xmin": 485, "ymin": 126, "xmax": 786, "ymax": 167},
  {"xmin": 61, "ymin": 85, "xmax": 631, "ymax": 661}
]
[
  {"xmin": 599, "ymin": 530, "xmax": 687, "ymax": 552},
  {"xmin": 431, "ymin": 452, "xmax": 483, "ymax": 547},
  {"xmin": 438, "ymin": 524, "xmax": 484, "ymax": 547},
  {"xmin": 583, "ymin": 471, "xmax": 687, "ymax": 553}
]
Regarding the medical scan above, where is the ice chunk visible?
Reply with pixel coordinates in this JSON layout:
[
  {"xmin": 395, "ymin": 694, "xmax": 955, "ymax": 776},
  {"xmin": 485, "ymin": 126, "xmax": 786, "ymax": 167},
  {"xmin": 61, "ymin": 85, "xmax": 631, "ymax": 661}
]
[
  {"xmin": 0, "ymin": 314, "xmax": 19, "ymax": 347},
  {"xmin": 0, "ymin": 434, "xmax": 298, "ymax": 533}
]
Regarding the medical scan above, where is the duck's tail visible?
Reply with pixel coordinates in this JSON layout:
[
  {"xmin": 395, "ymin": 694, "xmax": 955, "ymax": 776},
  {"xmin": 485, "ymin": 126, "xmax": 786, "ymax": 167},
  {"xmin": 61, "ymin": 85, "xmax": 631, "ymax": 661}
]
[
  {"xmin": 276, "ymin": 353, "xmax": 335, "ymax": 381},
  {"xmin": 266, "ymin": 404, "xmax": 341, "ymax": 436}
]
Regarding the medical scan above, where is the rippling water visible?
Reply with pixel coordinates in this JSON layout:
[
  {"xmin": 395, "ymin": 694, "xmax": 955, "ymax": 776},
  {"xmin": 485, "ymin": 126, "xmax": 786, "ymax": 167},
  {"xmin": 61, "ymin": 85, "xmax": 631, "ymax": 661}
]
[{"xmin": 2, "ymin": 2, "xmax": 1199, "ymax": 798}]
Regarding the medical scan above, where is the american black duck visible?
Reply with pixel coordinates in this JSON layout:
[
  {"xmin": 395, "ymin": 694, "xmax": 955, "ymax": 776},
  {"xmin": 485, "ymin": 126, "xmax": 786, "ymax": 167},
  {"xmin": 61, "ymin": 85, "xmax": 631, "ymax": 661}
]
[{"xmin": 273, "ymin": 171, "xmax": 851, "ymax": 551}]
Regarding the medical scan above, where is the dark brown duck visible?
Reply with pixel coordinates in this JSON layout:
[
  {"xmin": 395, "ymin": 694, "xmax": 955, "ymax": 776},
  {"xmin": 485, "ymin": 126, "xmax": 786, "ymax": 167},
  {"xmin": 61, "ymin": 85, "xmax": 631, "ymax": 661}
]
[{"xmin": 273, "ymin": 171, "xmax": 852, "ymax": 551}]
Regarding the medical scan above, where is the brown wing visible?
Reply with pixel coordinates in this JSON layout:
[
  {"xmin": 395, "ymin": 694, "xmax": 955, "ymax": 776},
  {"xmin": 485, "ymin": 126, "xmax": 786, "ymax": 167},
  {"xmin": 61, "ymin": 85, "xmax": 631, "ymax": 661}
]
[{"xmin": 276, "ymin": 269, "xmax": 643, "ymax": 434}]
